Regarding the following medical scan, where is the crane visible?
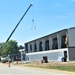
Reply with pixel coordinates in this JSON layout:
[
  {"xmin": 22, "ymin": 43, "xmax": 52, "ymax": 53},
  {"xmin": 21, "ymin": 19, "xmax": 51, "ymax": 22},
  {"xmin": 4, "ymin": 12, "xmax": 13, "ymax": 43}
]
[{"xmin": 6, "ymin": 3, "xmax": 33, "ymax": 43}]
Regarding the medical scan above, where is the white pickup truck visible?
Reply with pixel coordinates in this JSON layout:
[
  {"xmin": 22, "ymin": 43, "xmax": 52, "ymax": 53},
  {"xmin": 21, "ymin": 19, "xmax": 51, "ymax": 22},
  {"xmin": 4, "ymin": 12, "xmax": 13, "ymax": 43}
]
[{"xmin": 1, "ymin": 56, "xmax": 9, "ymax": 63}]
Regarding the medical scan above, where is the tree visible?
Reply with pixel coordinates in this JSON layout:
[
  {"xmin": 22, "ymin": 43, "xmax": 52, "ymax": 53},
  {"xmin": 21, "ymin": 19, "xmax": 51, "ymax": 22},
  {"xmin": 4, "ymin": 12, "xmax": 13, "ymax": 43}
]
[
  {"xmin": 0, "ymin": 42, "xmax": 5, "ymax": 56},
  {"xmin": 18, "ymin": 45, "xmax": 24, "ymax": 50},
  {"xmin": 1, "ymin": 40, "xmax": 19, "ymax": 55}
]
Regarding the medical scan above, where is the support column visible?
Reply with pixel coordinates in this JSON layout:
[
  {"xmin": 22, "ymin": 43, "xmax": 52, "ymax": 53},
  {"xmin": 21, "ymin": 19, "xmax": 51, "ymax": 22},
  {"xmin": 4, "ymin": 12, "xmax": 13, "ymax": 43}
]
[
  {"xmin": 28, "ymin": 44, "xmax": 30, "ymax": 53},
  {"xmin": 65, "ymin": 31, "xmax": 68, "ymax": 48},
  {"xmin": 57, "ymin": 34, "xmax": 61, "ymax": 49},
  {"xmin": 49, "ymin": 36, "xmax": 52, "ymax": 50},
  {"xmin": 36, "ymin": 40, "xmax": 39, "ymax": 52},
  {"xmin": 42, "ymin": 39, "xmax": 45, "ymax": 51},
  {"xmin": 32, "ymin": 42, "xmax": 34, "ymax": 52}
]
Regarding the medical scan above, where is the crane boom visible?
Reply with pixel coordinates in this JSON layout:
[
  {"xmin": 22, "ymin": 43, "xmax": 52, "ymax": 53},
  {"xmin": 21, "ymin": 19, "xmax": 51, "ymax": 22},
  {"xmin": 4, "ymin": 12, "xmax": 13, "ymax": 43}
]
[{"xmin": 6, "ymin": 3, "xmax": 33, "ymax": 43}]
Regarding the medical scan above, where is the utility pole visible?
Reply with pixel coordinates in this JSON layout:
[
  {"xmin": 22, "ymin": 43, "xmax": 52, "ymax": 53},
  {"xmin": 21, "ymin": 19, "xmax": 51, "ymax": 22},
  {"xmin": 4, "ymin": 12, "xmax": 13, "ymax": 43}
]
[{"xmin": 6, "ymin": 3, "xmax": 33, "ymax": 43}]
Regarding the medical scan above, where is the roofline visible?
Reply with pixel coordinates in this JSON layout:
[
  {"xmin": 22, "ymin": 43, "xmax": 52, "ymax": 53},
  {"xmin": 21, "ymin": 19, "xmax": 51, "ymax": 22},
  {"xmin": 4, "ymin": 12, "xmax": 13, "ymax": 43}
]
[{"xmin": 24, "ymin": 28, "xmax": 68, "ymax": 44}]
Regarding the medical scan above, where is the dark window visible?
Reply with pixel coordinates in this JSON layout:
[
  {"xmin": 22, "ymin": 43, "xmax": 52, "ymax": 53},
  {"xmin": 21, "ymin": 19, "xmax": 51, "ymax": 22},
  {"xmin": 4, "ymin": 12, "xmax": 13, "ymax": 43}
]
[
  {"xmin": 25, "ymin": 44, "xmax": 28, "ymax": 53},
  {"xmin": 52, "ymin": 38, "xmax": 58, "ymax": 50},
  {"xmin": 34, "ymin": 43, "xmax": 37, "ymax": 52},
  {"xmin": 63, "ymin": 51, "xmax": 67, "ymax": 62},
  {"xmin": 42, "ymin": 56, "xmax": 48, "ymax": 63},
  {"xmin": 39, "ymin": 42, "xmax": 43, "ymax": 51},
  {"xmin": 30, "ymin": 44, "xmax": 32, "ymax": 52},
  {"xmin": 45, "ymin": 40, "xmax": 49, "ymax": 50},
  {"xmin": 61, "ymin": 35, "xmax": 66, "ymax": 48},
  {"xmin": 64, "ymin": 51, "xmax": 67, "ymax": 58}
]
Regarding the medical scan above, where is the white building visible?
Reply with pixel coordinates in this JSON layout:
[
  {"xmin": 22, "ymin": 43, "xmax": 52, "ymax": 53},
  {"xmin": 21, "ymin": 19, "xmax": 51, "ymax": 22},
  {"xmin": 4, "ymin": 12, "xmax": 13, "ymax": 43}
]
[{"xmin": 24, "ymin": 27, "xmax": 75, "ymax": 62}]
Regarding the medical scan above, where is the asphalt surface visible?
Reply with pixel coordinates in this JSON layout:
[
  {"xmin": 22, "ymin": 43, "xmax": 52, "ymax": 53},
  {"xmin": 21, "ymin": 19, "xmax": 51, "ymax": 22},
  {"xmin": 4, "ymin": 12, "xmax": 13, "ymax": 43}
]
[{"xmin": 0, "ymin": 63, "xmax": 72, "ymax": 75}]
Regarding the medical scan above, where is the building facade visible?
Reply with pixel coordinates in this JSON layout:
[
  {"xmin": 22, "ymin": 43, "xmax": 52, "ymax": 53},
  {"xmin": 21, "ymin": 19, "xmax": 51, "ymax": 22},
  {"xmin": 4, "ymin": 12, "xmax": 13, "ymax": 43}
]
[{"xmin": 24, "ymin": 27, "xmax": 75, "ymax": 62}]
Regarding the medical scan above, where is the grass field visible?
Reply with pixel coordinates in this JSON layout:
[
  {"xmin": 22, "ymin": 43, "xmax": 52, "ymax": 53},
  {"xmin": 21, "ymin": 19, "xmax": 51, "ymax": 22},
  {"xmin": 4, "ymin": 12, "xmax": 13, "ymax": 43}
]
[{"xmin": 23, "ymin": 61, "xmax": 75, "ymax": 72}]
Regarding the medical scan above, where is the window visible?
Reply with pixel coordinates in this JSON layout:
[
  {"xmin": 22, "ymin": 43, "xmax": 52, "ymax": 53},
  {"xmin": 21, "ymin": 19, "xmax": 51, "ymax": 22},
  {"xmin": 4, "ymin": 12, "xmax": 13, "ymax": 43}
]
[
  {"xmin": 25, "ymin": 44, "xmax": 28, "ymax": 53},
  {"xmin": 39, "ymin": 42, "xmax": 43, "ymax": 51},
  {"xmin": 61, "ymin": 35, "xmax": 66, "ymax": 48},
  {"xmin": 52, "ymin": 38, "xmax": 58, "ymax": 50},
  {"xmin": 45, "ymin": 40, "xmax": 49, "ymax": 50},
  {"xmin": 30, "ymin": 44, "xmax": 32, "ymax": 52},
  {"xmin": 64, "ymin": 51, "xmax": 67, "ymax": 58},
  {"xmin": 34, "ymin": 43, "xmax": 37, "ymax": 52}
]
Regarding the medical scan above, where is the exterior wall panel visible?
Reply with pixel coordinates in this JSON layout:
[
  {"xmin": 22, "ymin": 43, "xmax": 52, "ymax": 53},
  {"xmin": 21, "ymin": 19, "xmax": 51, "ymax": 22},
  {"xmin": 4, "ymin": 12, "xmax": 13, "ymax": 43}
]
[
  {"xmin": 68, "ymin": 48, "xmax": 75, "ymax": 61},
  {"xmin": 68, "ymin": 27, "xmax": 75, "ymax": 47},
  {"xmin": 26, "ymin": 48, "xmax": 68, "ymax": 62}
]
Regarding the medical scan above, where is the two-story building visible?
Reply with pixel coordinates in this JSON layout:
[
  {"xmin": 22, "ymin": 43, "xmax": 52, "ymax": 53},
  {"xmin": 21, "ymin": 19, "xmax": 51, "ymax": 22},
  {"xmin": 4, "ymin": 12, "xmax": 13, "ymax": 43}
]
[{"xmin": 24, "ymin": 27, "xmax": 75, "ymax": 62}]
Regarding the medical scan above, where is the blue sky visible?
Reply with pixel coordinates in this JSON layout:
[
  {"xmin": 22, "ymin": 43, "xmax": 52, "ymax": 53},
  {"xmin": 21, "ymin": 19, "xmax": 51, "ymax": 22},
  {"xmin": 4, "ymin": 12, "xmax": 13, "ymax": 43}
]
[{"xmin": 0, "ymin": 0, "xmax": 75, "ymax": 45}]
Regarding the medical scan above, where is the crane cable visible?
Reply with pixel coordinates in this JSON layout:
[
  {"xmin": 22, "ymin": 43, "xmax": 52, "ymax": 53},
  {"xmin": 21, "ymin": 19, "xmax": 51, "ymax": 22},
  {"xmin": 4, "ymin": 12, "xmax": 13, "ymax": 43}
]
[{"xmin": 31, "ymin": 5, "xmax": 36, "ymax": 30}]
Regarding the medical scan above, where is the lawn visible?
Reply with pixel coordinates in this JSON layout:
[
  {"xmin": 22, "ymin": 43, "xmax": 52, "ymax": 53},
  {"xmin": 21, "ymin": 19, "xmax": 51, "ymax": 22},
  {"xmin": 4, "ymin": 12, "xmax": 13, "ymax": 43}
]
[{"xmin": 24, "ymin": 61, "xmax": 75, "ymax": 72}]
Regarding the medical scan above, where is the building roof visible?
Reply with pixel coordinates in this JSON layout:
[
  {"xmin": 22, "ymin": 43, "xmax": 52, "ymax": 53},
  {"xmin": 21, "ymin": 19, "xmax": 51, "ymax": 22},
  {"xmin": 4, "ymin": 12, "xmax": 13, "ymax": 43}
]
[{"xmin": 24, "ymin": 28, "xmax": 68, "ymax": 44}]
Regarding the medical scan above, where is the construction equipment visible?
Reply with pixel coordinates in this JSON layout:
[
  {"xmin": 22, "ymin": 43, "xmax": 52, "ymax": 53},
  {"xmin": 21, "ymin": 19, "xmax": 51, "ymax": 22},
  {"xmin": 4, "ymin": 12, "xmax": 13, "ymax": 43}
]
[{"xmin": 6, "ymin": 3, "xmax": 33, "ymax": 43}]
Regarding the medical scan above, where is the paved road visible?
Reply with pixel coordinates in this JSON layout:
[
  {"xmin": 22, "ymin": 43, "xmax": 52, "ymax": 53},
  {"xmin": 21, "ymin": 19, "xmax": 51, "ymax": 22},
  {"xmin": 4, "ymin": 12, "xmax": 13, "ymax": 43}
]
[{"xmin": 0, "ymin": 63, "xmax": 72, "ymax": 75}]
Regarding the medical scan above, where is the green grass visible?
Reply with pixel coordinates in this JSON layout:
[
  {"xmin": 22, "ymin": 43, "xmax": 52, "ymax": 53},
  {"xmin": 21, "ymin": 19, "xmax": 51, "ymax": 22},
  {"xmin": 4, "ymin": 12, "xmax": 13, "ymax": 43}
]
[
  {"xmin": 25, "ymin": 64, "xmax": 75, "ymax": 72},
  {"xmin": 12, "ymin": 61, "xmax": 75, "ymax": 72},
  {"xmin": 47, "ymin": 66, "xmax": 75, "ymax": 72}
]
